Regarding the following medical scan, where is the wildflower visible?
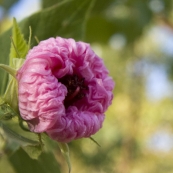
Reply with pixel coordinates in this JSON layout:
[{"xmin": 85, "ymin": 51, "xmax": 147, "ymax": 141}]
[{"xmin": 17, "ymin": 37, "xmax": 114, "ymax": 142}]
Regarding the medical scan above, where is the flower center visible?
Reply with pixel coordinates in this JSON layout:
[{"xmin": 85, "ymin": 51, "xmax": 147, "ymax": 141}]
[{"xmin": 59, "ymin": 74, "xmax": 88, "ymax": 107}]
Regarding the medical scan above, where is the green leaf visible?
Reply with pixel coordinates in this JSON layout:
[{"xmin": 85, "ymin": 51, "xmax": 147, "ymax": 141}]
[
  {"xmin": 22, "ymin": 144, "xmax": 43, "ymax": 160},
  {"xmin": 58, "ymin": 142, "xmax": 71, "ymax": 173},
  {"xmin": 9, "ymin": 18, "xmax": 28, "ymax": 67},
  {"xmin": 19, "ymin": 0, "xmax": 95, "ymax": 45},
  {"xmin": 0, "ymin": 122, "xmax": 39, "ymax": 146},
  {"xmin": 0, "ymin": 102, "xmax": 43, "ymax": 160},
  {"xmin": 86, "ymin": 15, "xmax": 117, "ymax": 43},
  {"xmin": 42, "ymin": 0, "xmax": 63, "ymax": 8},
  {"xmin": 91, "ymin": 0, "xmax": 115, "ymax": 14},
  {"xmin": 9, "ymin": 148, "xmax": 61, "ymax": 173},
  {"xmin": 0, "ymin": 0, "xmax": 95, "ymax": 95}
]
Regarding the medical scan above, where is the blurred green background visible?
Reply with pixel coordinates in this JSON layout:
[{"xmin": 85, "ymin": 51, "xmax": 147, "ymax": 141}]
[{"xmin": 1, "ymin": 0, "xmax": 173, "ymax": 173}]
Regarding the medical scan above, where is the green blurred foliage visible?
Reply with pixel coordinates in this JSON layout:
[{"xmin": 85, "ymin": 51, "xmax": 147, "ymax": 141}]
[
  {"xmin": 9, "ymin": 148, "xmax": 61, "ymax": 173},
  {"xmin": 0, "ymin": 0, "xmax": 19, "ymax": 11},
  {"xmin": 0, "ymin": 0, "xmax": 94, "ymax": 95},
  {"xmin": 1, "ymin": 0, "xmax": 173, "ymax": 173},
  {"xmin": 41, "ymin": 0, "xmax": 63, "ymax": 8}
]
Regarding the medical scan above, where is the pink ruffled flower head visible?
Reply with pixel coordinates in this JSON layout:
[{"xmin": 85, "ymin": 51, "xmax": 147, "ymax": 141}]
[{"xmin": 17, "ymin": 37, "xmax": 114, "ymax": 143}]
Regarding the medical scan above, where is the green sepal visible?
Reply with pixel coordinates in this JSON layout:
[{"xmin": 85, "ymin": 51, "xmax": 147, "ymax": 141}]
[
  {"xmin": 3, "ymin": 77, "xmax": 19, "ymax": 114},
  {"xmin": 12, "ymin": 58, "xmax": 25, "ymax": 70},
  {"xmin": 58, "ymin": 142, "xmax": 71, "ymax": 173},
  {"xmin": 89, "ymin": 137, "xmax": 101, "ymax": 147},
  {"xmin": 0, "ymin": 17, "xmax": 27, "ymax": 113},
  {"xmin": 0, "ymin": 64, "xmax": 16, "ymax": 78},
  {"xmin": 0, "ymin": 58, "xmax": 25, "ymax": 113},
  {"xmin": 9, "ymin": 18, "xmax": 28, "ymax": 67},
  {"xmin": 0, "ymin": 101, "xmax": 16, "ymax": 121}
]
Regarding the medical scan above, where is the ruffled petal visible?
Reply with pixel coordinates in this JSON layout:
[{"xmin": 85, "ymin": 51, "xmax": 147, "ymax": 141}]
[{"xmin": 17, "ymin": 37, "xmax": 114, "ymax": 142}]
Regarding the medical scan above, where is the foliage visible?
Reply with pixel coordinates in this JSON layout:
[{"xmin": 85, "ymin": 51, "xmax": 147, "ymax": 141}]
[
  {"xmin": 0, "ymin": 0, "xmax": 94, "ymax": 95},
  {"xmin": 0, "ymin": 0, "xmax": 19, "ymax": 11}
]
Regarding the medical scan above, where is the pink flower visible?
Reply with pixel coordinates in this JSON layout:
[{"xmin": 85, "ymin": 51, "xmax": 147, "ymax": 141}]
[{"xmin": 17, "ymin": 37, "xmax": 114, "ymax": 143}]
